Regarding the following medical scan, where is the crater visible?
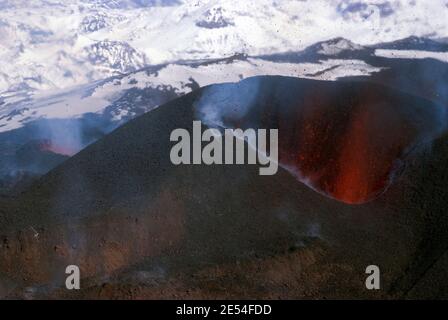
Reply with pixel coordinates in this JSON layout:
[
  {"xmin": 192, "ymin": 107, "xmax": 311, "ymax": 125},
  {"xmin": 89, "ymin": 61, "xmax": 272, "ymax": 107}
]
[{"xmin": 195, "ymin": 78, "xmax": 447, "ymax": 204}]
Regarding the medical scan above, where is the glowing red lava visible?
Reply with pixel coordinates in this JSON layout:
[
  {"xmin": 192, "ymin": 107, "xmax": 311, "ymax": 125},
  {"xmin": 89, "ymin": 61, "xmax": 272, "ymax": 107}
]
[
  {"xmin": 332, "ymin": 108, "xmax": 375, "ymax": 204},
  {"xmin": 38, "ymin": 139, "xmax": 76, "ymax": 156},
  {"xmin": 276, "ymin": 88, "xmax": 431, "ymax": 204},
  {"xmin": 217, "ymin": 81, "xmax": 444, "ymax": 205}
]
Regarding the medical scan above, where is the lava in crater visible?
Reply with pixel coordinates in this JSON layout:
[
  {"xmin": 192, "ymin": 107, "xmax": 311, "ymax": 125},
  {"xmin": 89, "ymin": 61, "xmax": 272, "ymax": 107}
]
[{"xmin": 197, "ymin": 79, "xmax": 447, "ymax": 204}]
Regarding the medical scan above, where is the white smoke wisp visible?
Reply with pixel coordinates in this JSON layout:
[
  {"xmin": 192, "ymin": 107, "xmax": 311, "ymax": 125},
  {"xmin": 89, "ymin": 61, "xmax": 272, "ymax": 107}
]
[{"xmin": 194, "ymin": 78, "xmax": 262, "ymax": 128}]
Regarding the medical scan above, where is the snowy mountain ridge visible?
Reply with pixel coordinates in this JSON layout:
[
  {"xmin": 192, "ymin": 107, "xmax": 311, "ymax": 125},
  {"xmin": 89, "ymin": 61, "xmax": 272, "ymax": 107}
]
[
  {"xmin": 0, "ymin": 51, "xmax": 383, "ymax": 134},
  {"xmin": 3, "ymin": 31, "xmax": 448, "ymax": 135},
  {"xmin": 0, "ymin": 0, "xmax": 447, "ymax": 94}
]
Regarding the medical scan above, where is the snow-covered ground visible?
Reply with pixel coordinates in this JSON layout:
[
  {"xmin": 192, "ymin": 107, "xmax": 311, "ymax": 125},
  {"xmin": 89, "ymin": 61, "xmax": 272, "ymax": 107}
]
[
  {"xmin": 0, "ymin": 56, "xmax": 382, "ymax": 133},
  {"xmin": 374, "ymin": 49, "xmax": 448, "ymax": 63},
  {"xmin": 0, "ymin": 0, "xmax": 447, "ymax": 93}
]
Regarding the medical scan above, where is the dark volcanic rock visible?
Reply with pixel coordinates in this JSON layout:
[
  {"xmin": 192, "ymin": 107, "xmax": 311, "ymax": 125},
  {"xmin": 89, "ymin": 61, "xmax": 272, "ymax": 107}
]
[{"xmin": 0, "ymin": 76, "xmax": 447, "ymax": 299}]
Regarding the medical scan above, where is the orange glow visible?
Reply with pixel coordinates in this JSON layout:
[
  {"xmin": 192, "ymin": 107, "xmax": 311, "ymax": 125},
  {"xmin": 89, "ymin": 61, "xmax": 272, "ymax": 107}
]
[
  {"xmin": 38, "ymin": 139, "xmax": 76, "ymax": 156},
  {"xmin": 332, "ymin": 108, "xmax": 376, "ymax": 204},
  {"xmin": 275, "ymin": 93, "xmax": 408, "ymax": 205}
]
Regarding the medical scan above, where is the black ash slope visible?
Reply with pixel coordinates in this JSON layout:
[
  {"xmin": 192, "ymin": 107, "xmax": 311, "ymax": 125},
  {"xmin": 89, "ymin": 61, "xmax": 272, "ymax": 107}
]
[{"xmin": 0, "ymin": 76, "xmax": 447, "ymax": 299}]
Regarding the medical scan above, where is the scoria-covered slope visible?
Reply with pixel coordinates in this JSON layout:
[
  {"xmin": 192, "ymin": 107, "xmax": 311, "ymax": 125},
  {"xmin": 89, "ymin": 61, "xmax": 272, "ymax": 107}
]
[{"xmin": 1, "ymin": 76, "xmax": 447, "ymax": 299}]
